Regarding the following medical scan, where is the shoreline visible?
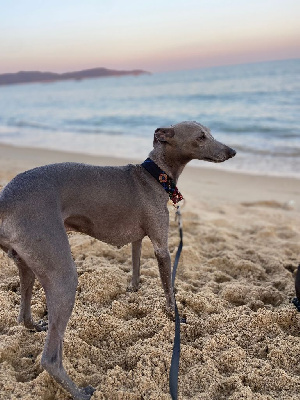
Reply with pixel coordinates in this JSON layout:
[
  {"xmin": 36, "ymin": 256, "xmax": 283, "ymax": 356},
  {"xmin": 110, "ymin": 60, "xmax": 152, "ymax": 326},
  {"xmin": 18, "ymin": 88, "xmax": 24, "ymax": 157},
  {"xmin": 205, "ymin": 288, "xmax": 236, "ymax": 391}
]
[
  {"xmin": 0, "ymin": 142, "xmax": 299, "ymax": 211},
  {"xmin": 0, "ymin": 135, "xmax": 299, "ymax": 181}
]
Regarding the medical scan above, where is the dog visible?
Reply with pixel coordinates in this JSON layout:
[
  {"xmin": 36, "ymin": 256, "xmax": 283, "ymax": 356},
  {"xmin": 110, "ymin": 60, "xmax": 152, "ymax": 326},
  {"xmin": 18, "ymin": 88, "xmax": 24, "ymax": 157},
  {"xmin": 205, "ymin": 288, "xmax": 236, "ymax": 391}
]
[{"xmin": 0, "ymin": 121, "xmax": 236, "ymax": 399}]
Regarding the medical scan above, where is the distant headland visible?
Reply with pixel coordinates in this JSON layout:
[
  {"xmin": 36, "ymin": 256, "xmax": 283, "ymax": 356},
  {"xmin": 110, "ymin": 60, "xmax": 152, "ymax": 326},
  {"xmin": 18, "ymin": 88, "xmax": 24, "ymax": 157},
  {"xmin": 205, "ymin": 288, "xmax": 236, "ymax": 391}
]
[{"xmin": 0, "ymin": 67, "xmax": 151, "ymax": 86}]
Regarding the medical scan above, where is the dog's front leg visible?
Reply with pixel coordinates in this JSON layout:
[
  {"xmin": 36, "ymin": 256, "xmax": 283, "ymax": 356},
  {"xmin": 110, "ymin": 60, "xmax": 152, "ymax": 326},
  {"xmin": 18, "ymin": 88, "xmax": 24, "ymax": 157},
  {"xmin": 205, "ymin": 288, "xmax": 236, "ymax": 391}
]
[
  {"xmin": 129, "ymin": 239, "xmax": 142, "ymax": 291},
  {"xmin": 148, "ymin": 211, "xmax": 175, "ymax": 313},
  {"xmin": 154, "ymin": 246, "xmax": 175, "ymax": 312}
]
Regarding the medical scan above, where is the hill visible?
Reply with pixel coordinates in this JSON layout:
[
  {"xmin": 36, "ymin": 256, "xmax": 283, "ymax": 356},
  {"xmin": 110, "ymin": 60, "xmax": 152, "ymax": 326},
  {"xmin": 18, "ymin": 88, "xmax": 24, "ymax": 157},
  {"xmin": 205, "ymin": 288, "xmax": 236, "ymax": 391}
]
[{"xmin": 0, "ymin": 67, "xmax": 150, "ymax": 86}]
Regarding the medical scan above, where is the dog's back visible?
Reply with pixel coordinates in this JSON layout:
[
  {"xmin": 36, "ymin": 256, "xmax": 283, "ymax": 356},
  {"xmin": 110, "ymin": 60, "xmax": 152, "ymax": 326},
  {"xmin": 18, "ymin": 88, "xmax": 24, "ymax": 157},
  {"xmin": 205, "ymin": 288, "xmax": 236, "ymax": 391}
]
[{"xmin": 0, "ymin": 161, "xmax": 168, "ymax": 250}]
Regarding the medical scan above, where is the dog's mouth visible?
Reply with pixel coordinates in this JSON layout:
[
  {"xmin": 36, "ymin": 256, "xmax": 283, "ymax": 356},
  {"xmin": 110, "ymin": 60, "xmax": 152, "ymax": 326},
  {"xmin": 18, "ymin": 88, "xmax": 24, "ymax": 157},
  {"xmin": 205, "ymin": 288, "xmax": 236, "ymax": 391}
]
[
  {"xmin": 203, "ymin": 149, "xmax": 236, "ymax": 163},
  {"xmin": 203, "ymin": 157, "xmax": 226, "ymax": 163}
]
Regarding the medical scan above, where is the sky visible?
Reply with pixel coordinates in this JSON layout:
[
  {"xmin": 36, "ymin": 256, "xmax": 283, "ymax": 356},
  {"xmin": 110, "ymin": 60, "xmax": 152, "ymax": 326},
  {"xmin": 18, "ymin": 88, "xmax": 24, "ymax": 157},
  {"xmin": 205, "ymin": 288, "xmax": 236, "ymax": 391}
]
[{"xmin": 1, "ymin": 0, "xmax": 300, "ymax": 74}]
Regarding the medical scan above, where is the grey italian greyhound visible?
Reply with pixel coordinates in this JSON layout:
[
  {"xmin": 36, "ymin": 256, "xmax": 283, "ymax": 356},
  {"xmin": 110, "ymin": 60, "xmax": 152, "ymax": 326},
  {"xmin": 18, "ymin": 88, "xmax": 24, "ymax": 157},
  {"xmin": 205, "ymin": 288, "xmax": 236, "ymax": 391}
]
[{"xmin": 0, "ymin": 121, "xmax": 235, "ymax": 399}]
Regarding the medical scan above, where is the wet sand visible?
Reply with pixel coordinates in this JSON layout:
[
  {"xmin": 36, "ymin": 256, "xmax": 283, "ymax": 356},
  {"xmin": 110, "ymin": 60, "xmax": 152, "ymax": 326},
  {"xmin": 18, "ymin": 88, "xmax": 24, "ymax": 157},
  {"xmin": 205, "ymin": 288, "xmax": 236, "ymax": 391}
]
[{"xmin": 0, "ymin": 144, "xmax": 300, "ymax": 399}]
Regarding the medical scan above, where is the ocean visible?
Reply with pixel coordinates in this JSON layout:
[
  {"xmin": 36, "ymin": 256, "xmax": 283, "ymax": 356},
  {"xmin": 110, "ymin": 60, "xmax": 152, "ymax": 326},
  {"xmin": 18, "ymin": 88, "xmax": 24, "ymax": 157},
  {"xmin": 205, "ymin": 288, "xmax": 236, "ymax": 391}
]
[{"xmin": 0, "ymin": 59, "xmax": 299, "ymax": 178}]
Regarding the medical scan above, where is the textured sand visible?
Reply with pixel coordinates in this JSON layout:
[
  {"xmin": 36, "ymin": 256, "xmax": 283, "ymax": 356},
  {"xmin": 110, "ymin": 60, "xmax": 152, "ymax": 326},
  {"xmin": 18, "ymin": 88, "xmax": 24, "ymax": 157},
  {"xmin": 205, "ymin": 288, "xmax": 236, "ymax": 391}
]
[{"xmin": 0, "ymin": 145, "xmax": 300, "ymax": 400}]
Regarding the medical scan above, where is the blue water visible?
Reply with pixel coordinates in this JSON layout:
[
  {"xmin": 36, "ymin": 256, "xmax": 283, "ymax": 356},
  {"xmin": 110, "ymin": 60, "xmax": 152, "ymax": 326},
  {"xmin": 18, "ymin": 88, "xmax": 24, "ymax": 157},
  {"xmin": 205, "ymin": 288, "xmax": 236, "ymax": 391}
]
[{"xmin": 0, "ymin": 59, "xmax": 299, "ymax": 177}]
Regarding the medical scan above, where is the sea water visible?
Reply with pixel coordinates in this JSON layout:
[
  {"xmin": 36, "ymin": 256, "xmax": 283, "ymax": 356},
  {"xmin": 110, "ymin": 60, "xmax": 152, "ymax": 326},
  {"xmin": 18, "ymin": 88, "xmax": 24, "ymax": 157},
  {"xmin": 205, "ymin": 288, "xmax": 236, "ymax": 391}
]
[{"xmin": 0, "ymin": 59, "xmax": 299, "ymax": 178}]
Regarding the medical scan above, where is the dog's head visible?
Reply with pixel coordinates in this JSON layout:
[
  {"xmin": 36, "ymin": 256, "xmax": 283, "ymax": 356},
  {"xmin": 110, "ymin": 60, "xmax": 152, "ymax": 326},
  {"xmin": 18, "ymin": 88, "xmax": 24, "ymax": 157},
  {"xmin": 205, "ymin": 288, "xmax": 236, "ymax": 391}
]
[{"xmin": 154, "ymin": 121, "xmax": 236, "ymax": 163}]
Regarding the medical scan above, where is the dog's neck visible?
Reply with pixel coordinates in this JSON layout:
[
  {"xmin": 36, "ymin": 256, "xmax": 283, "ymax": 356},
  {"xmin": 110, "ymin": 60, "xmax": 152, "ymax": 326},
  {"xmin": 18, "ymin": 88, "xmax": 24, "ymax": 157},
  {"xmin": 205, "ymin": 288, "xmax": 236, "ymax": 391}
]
[{"xmin": 148, "ymin": 147, "xmax": 190, "ymax": 184}]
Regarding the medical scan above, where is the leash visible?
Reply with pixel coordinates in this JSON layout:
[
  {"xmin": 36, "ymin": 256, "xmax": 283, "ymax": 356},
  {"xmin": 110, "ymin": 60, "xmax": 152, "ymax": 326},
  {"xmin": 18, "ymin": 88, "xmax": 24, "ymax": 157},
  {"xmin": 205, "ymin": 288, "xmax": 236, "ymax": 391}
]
[
  {"xmin": 140, "ymin": 158, "xmax": 184, "ymax": 398},
  {"xmin": 169, "ymin": 205, "xmax": 184, "ymax": 400}
]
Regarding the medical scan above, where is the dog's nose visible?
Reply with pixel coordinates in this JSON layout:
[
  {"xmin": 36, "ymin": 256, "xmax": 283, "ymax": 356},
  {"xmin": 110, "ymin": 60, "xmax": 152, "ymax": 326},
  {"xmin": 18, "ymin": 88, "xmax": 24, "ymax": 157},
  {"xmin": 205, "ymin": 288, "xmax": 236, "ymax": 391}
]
[{"xmin": 228, "ymin": 148, "xmax": 236, "ymax": 158}]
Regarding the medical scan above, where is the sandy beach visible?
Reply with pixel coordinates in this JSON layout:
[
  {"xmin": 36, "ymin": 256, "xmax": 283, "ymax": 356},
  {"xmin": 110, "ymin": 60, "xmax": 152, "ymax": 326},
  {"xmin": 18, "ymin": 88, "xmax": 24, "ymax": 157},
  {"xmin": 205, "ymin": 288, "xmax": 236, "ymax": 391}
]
[{"xmin": 1, "ymin": 143, "xmax": 300, "ymax": 400}]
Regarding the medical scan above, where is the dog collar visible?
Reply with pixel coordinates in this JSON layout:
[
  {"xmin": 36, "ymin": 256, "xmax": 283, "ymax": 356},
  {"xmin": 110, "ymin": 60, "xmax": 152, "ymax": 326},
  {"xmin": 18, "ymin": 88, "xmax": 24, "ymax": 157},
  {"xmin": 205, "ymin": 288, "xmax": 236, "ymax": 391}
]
[{"xmin": 141, "ymin": 158, "xmax": 183, "ymax": 205}]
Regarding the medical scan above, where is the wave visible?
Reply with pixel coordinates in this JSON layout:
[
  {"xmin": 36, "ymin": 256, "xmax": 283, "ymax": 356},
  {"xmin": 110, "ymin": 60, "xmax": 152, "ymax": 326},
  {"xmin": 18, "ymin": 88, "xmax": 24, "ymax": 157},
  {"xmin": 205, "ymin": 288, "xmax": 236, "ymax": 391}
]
[
  {"xmin": 65, "ymin": 115, "xmax": 164, "ymax": 127},
  {"xmin": 8, "ymin": 119, "xmax": 57, "ymax": 131},
  {"xmin": 231, "ymin": 144, "xmax": 300, "ymax": 157},
  {"xmin": 188, "ymin": 89, "xmax": 297, "ymax": 101},
  {"xmin": 210, "ymin": 122, "xmax": 298, "ymax": 138}
]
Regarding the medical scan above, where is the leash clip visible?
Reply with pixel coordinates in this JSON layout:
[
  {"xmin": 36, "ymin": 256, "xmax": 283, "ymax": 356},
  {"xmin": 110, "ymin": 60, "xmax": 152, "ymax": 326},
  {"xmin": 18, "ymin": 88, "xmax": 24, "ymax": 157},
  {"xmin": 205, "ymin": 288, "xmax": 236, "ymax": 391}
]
[{"xmin": 175, "ymin": 205, "xmax": 182, "ymax": 229}]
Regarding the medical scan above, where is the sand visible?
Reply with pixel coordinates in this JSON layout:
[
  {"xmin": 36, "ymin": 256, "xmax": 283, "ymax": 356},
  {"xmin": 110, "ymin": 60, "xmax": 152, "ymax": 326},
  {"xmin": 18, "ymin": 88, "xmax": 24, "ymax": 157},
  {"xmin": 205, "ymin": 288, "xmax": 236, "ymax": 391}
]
[{"xmin": 0, "ymin": 144, "xmax": 300, "ymax": 400}]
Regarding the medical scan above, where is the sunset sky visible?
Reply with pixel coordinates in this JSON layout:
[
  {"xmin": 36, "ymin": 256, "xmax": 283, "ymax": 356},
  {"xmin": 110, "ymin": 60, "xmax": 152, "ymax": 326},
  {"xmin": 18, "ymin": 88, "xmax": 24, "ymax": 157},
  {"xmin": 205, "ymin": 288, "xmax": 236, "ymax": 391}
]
[{"xmin": 1, "ymin": 0, "xmax": 299, "ymax": 74}]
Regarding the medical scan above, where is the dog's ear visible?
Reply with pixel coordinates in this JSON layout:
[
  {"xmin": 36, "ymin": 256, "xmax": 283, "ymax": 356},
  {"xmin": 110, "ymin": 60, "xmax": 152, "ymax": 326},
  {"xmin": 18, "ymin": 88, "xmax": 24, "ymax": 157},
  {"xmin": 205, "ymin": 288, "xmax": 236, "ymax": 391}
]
[{"xmin": 154, "ymin": 127, "xmax": 175, "ymax": 144}]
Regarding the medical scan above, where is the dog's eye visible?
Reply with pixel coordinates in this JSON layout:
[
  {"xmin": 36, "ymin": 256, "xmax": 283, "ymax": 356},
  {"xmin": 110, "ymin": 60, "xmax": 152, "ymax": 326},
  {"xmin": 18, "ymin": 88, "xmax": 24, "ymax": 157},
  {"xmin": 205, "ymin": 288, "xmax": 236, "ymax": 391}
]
[{"xmin": 197, "ymin": 134, "xmax": 206, "ymax": 141}]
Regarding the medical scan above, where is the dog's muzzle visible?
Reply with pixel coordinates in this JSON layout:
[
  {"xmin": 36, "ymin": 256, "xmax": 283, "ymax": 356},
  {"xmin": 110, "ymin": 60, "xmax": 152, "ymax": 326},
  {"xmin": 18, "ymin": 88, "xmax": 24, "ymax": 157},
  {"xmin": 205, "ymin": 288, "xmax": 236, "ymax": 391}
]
[{"xmin": 228, "ymin": 148, "xmax": 236, "ymax": 158}]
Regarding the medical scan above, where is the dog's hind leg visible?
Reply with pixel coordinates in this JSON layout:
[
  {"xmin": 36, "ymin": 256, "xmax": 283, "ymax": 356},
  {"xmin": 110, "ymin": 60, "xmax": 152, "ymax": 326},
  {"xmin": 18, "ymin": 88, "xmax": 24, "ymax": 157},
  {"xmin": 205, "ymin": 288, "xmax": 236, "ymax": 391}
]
[
  {"xmin": 16, "ymin": 222, "xmax": 94, "ymax": 400},
  {"xmin": 38, "ymin": 256, "xmax": 93, "ymax": 399},
  {"xmin": 12, "ymin": 252, "xmax": 47, "ymax": 331},
  {"xmin": 40, "ymin": 264, "xmax": 94, "ymax": 400}
]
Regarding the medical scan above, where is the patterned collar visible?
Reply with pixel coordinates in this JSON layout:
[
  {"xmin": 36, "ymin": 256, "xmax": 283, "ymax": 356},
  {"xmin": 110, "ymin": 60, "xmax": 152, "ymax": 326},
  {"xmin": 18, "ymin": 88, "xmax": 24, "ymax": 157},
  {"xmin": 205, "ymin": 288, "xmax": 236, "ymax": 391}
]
[{"xmin": 141, "ymin": 158, "xmax": 183, "ymax": 205}]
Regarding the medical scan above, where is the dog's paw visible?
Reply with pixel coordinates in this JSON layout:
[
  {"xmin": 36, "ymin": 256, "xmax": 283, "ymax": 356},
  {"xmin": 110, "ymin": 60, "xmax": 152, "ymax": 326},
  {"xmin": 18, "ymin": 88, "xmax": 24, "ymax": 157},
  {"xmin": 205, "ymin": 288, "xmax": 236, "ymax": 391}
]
[
  {"xmin": 126, "ymin": 283, "xmax": 139, "ymax": 292},
  {"xmin": 29, "ymin": 319, "xmax": 48, "ymax": 332},
  {"xmin": 165, "ymin": 303, "xmax": 175, "ymax": 321},
  {"xmin": 21, "ymin": 317, "xmax": 48, "ymax": 332},
  {"xmin": 35, "ymin": 320, "xmax": 48, "ymax": 332}
]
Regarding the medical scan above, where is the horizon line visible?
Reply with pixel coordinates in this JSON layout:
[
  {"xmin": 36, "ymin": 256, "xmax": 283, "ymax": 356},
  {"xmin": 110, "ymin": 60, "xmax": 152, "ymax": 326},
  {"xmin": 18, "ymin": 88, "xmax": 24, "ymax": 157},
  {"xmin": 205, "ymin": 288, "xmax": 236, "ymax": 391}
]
[{"xmin": 1, "ymin": 57, "xmax": 299, "ymax": 77}]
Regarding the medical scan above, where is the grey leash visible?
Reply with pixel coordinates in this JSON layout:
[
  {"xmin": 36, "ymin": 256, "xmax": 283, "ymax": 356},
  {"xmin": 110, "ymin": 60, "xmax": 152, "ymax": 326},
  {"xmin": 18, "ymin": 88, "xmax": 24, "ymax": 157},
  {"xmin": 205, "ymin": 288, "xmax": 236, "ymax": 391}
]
[{"xmin": 169, "ymin": 205, "xmax": 184, "ymax": 400}]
